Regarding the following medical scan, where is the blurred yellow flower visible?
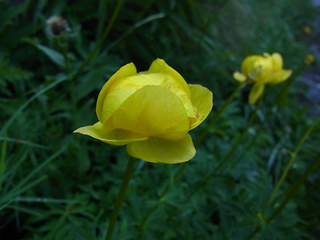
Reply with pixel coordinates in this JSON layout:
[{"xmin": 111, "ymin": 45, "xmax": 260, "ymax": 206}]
[
  {"xmin": 304, "ymin": 54, "xmax": 315, "ymax": 65},
  {"xmin": 233, "ymin": 53, "xmax": 292, "ymax": 104},
  {"xmin": 303, "ymin": 26, "xmax": 312, "ymax": 34},
  {"xmin": 74, "ymin": 59, "xmax": 213, "ymax": 164}
]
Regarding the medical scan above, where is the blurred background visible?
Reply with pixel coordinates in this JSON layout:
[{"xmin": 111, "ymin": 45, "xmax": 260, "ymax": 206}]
[{"xmin": 0, "ymin": 0, "xmax": 319, "ymax": 239}]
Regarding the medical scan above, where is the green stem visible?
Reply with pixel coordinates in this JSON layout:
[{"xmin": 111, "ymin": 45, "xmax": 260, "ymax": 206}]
[
  {"xmin": 238, "ymin": 59, "xmax": 309, "ymax": 171},
  {"xmin": 97, "ymin": 0, "xmax": 109, "ymax": 40},
  {"xmin": 138, "ymin": 162, "xmax": 187, "ymax": 231},
  {"xmin": 268, "ymin": 116, "xmax": 320, "ymax": 204},
  {"xmin": 247, "ymin": 119, "xmax": 320, "ymax": 240},
  {"xmin": 78, "ymin": 0, "xmax": 123, "ymax": 74},
  {"xmin": 138, "ymin": 83, "xmax": 246, "ymax": 231},
  {"xmin": 266, "ymin": 152, "xmax": 320, "ymax": 225},
  {"xmin": 185, "ymin": 97, "xmax": 262, "ymax": 202},
  {"xmin": 195, "ymin": 82, "xmax": 247, "ymax": 148},
  {"xmin": 0, "ymin": 140, "xmax": 7, "ymax": 193},
  {"xmin": 105, "ymin": 156, "xmax": 136, "ymax": 240}
]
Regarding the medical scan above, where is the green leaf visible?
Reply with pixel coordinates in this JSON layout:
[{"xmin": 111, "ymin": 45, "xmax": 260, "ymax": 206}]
[{"xmin": 35, "ymin": 44, "xmax": 65, "ymax": 68}]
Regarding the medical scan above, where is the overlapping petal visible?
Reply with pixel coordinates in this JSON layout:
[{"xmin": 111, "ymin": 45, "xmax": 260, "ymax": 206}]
[
  {"xmin": 148, "ymin": 59, "xmax": 195, "ymax": 118},
  {"xmin": 241, "ymin": 55, "xmax": 261, "ymax": 76},
  {"xmin": 271, "ymin": 53, "xmax": 283, "ymax": 70},
  {"xmin": 266, "ymin": 69, "xmax": 292, "ymax": 84},
  {"xmin": 75, "ymin": 59, "xmax": 213, "ymax": 164},
  {"xmin": 188, "ymin": 84, "xmax": 213, "ymax": 129},
  {"xmin": 234, "ymin": 53, "xmax": 292, "ymax": 105},
  {"xmin": 109, "ymin": 85, "xmax": 190, "ymax": 140},
  {"xmin": 74, "ymin": 122, "xmax": 148, "ymax": 146},
  {"xmin": 148, "ymin": 58, "xmax": 191, "ymax": 96},
  {"xmin": 96, "ymin": 63, "xmax": 137, "ymax": 123},
  {"xmin": 126, "ymin": 134, "xmax": 196, "ymax": 164}
]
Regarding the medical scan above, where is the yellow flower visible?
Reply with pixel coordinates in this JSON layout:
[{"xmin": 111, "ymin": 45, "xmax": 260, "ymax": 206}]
[
  {"xmin": 233, "ymin": 53, "xmax": 292, "ymax": 105},
  {"xmin": 304, "ymin": 54, "xmax": 315, "ymax": 65},
  {"xmin": 303, "ymin": 26, "xmax": 312, "ymax": 34},
  {"xmin": 74, "ymin": 59, "xmax": 213, "ymax": 164}
]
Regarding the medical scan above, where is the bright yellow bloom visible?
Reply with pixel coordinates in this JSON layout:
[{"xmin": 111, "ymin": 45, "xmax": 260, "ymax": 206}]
[
  {"xmin": 74, "ymin": 59, "xmax": 213, "ymax": 164},
  {"xmin": 304, "ymin": 54, "xmax": 315, "ymax": 65},
  {"xmin": 303, "ymin": 26, "xmax": 312, "ymax": 34},
  {"xmin": 233, "ymin": 53, "xmax": 292, "ymax": 104}
]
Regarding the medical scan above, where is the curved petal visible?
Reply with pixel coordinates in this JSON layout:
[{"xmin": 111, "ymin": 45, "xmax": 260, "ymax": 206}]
[
  {"xmin": 109, "ymin": 85, "xmax": 190, "ymax": 140},
  {"xmin": 241, "ymin": 55, "xmax": 261, "ymax": 76},
  {"xmin": 233, "ymin": 72, "xmax": 247, "ymax": 82},
  {"xmin": 74, "ymin": 122, "xmax": 148, "ymax": 146},
  {"xmin": 148, "ymin": 58, "xmax": 191, "ymax": 97},
  {"xmin": 268, "ymin": 69, "xmax": 292, "ymax": 84},
  {"xmin": 126, "ymin": 134, "xmax": 196, "ymax": 164},
  {"xmin": 253, "ymin": 57, "xmax": 273, "ymax": 81},
  {"xmin": 96, "ymin": 63, "xmax": 137, "ymax": 122},
  {"xmin": 248, "ymin": 83, "xmax": 265, "ymax": 105},
  {"xmin": 271, "ymin": 53, "xmax": 283, "ymax": 71},
  {"xmin": 188, "ymin": 84, "xmax": 213, "ymax": 130}
]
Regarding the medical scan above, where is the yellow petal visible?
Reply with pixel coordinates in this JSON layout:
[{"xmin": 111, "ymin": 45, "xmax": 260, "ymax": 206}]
[
  {"xmin": 304, "ymin": 54, "xmax": 315, "ymax": 65},
  {"xmin": 271, "ymin": 53, "xmax": 283, "ymax": 70},
  {"xmin": 255, "ymin": 57, "xmax": 273, "ymax": 79},
  {"xmin": 96, "ymin": 63, "xmax": 137, "ymax": 123},
  {"xmin": 241, "ymin": 55, "xmax": 261, "ymax": 76},
  {"xmin": 109, "ymin": 85, "xmax": 189, "ymax": 140},
  {"xmin": 264, "ymin": 69, "xmax": 292, "ymax": 84},
  {"xmin": 248, "ymin": 83, "xmax": 265, "ymax": 105},
  {"xmin": 188, "ymin": 84, "xmax": 213, "ymax": 130},
  {"xmin": 74, "ymin": 122, "xmax": 148, "ymax": 146},
  {"xmin": 148, "ymin": 58, "xmax": 191, "ymax": 97},
  {"xmin": 97, "ymin": 60, "xmax": 195, "ymax": 125},
  {"xmin": 233, "ymin": 72, "xmax": 247, "ymax": 82},
  {"xmin": 126, "ymin": 134, "xmax": 196, "ymax": 164}
]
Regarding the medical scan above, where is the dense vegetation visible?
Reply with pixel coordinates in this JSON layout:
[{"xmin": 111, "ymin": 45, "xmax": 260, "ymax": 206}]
[{"xmin": 0, "ymin": 0, "xmax": 319, "ymax": 239}]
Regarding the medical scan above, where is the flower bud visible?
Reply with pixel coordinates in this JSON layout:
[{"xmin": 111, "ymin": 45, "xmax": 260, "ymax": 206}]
[
  {"xmin": 233, "ymin": 53, "xmax": 292, "ymax": 104},
  {"xmin": 303, "ymin": 26, "xmax": 312, "ymax": 35},
  {"xmin": 304, "ymin": 54, "xmax": 315, "ymax": 65},
  {"xmin": 46, "ymin": 16, "xmax": 69, "ymax": 36},
  {"xmin": 74, "ymin": 59, "xmax": 213, "ymax": 164}
]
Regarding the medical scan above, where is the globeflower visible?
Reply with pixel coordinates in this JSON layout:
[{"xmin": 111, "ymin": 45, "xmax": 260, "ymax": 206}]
[
  {"xmin": 233, "ymin": 53, "xmax": 292, "ymax": 104},
  {"xmin": 74, "ymin": 59, "xmax": 213, "ymax": 164}
]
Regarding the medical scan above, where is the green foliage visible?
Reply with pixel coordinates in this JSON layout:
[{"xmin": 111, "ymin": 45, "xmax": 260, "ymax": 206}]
[{"xmin": 0, "ymin": 0, "xmax": 319, "ymax": 239}]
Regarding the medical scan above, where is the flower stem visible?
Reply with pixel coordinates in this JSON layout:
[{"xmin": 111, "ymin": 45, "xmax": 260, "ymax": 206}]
[
  {"xmin": 76, "ymin": 0, "xmax": 123, "ymax": 77},
  {"xmin": 246, "ymin": 117, "xmax": 320, "ymax": 240},
  {"xmin": 185, "ymin": 97, "xmax": 262, "ymax": 202},
  {"xmin": 268, "ymin": 116, "xmax": 320, "ymax": 204},
  {"xmin": 138, "ymin": 83, "xmax": 246, "ymax": 231},
  {"xmin": 195, "ymin": 82, "xmax": 247, "ymax": 148},
  {"xmin": 138, "ymin": 162, "xmax": 187, "ymax": 231},
  {"xmin": 266, "ymin": 151, "xmax": 320, "ymax": 224},
  {"xmin": 97, "ymin": 0, "xmax": 109, "ymax": 40},
  {"xmin": 105, "ymin": 156, "xmax": 136, "ymax": 240}
]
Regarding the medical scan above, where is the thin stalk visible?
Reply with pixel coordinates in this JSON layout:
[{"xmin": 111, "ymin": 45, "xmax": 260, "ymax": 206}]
[
  {"xmin": 246, "ymin": 122, "xmax": 320, "ymax": 240},
  {"xmin": 195, "ymin": 82, "xmax": 247, "ymax": 148},
  {"xmin": 263, "ymin": 60, "xmax": 308, "ymax": 126},
  {"xmin": 139, "ymin": 162, "xmax": 187, "ymax": 231},
  {"xmin": 105, "ymin": 156, "xmax": 136, "ymax": 240},
  {"xmin": 97, "ymin": 0, "xmax": 109, "ymax": 40},
  {"xmin": 267, "ymin": 152, "xmax": 320, "ymax": 224},
  {"xmin": 0, "ymin": 75, "xmax": 67, "ymax": 137},
  {"xmin": 78, "ymin": 0, "xmax": 123, "ymax": 74},
  {"xmin": 268, "ymin": 116, "xmax": 320, "ymax": 204},
  {"xmin": 238, "ymin": 59, "xmax": 309, "ymax": 173},
  {"xmin": 185, "ymin": 97, "xmax": 262, "ymax": 202},
  {"xmin": 0, "ymin": 140, "xmax": 7, "ymax": 192},
  {"xmin": 138, "ymin": 83, "xmax": 246, "ymax": 231}
]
